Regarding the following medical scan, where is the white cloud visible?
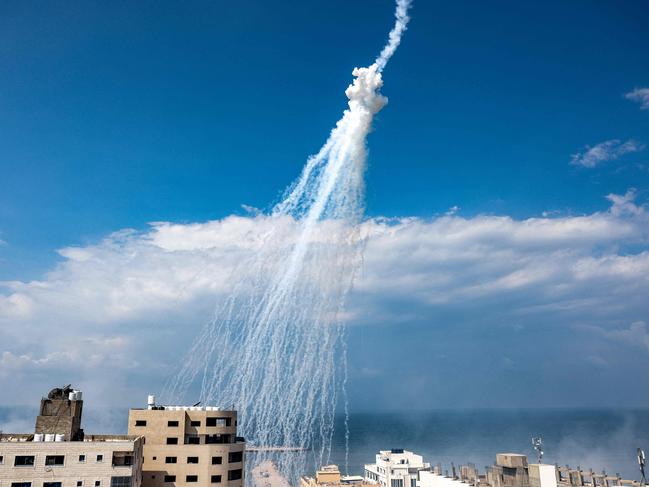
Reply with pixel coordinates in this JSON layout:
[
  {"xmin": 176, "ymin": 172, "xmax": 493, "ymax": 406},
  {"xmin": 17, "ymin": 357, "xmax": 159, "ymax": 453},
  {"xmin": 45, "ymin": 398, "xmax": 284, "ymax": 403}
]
[
  {"xmin": 625, "ymin": 87, "xmax": 649, "ymax": 110},
  {"xmin": 570, "ymin": 139, "xmax": 644, "ymax": 168},
  {"xmin": 0, "ymin": 190, "xmax": 648, "ymax": 406}
]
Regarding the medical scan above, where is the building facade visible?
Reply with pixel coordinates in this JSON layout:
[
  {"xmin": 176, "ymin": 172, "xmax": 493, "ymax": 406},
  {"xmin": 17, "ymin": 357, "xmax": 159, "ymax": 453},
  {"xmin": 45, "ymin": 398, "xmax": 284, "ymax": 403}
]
[
  {"xmin": 127, "ymin": 399, "xmax": 245, "ymax": 487},
  {"xmin": 0, "ymin": 387, "xmax": 143, "ymax": 487},
  {"xmin": 301, "ymin": 464, "xmax": 374, "ymax": 487},
  {"xmin": 364, "ymin": 450, "xmax": 431, "ymax": 487}
]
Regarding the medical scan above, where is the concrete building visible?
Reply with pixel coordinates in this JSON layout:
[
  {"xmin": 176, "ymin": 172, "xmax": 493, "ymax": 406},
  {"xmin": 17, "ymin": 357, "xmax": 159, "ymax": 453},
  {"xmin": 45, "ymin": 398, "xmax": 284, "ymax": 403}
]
[
  {"xmin": 528, "ymin": 465, "xmax": 556, "ymax": 487},
  {"xmin": 418, "ymin": 470, "xmax": 473, "ymax": 487},
  {"xmin": 364, "ymin": 450, "xmax": 431, "ymax": 487},
  {"xmin": 127, "ymin": 397, "xmax": 245, "ymax": 487},
  {"xmin": 0, "ymin": 386, "xmax": 143, "ymax": 487},
  {"xmin": 301, "ymin": 465, "xmax": 374, "ymax": 487},
  {"xmin": 487, "ymin": 454, "xmax": 530, "ymax": 487}
]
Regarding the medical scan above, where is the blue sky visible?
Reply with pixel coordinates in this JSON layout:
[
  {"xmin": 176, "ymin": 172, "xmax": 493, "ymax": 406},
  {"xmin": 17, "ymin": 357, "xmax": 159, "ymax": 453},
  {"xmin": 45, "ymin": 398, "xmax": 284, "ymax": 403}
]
[{"xmin": 1, "ymin": 0, "xmax": 649, "ymax": 410}]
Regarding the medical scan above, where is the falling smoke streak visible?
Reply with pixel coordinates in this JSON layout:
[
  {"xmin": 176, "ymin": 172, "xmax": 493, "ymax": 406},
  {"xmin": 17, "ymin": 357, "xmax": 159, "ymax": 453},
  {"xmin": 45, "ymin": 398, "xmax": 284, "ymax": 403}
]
[{"xmin": 163, "ymin": 0, "xmax": 412, "ymax": 483}]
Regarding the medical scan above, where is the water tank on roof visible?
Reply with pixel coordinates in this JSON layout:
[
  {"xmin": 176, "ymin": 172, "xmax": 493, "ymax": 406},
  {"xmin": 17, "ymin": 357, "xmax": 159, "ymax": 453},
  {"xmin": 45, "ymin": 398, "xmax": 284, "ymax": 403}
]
[
  {"xmin": 55, "ymin": 434, "xmax": 65, "ymax": 442},
  {"xmin": 44, "ymin": 434, "xmax": 55, "ymax": 442},
  {"xmin": 33, "ymin": 434, "xmax": 44, "ymax": 442}
]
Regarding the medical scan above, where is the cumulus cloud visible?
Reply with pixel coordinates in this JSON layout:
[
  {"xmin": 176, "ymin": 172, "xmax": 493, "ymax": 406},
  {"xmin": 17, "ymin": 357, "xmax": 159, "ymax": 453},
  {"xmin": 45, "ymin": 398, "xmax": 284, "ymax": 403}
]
[
  {"xmin": 1, "ymin": 190, "xmax": 648, "ymax": 407},
  {"xmin": 570, "ymin": 139, "xmax": 644, "ymax": 168},
  {"xmin": 625, "ymin": 87, "xmax": 649, "ymax": 110}
]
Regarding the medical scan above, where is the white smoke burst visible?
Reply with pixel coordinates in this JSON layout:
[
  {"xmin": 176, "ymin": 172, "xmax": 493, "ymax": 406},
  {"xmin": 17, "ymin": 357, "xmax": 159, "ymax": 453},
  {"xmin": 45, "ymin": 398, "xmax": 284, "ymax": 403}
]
[{"xmin": 164, "ymin": 0, "xmax": 413, "ymax": 481}]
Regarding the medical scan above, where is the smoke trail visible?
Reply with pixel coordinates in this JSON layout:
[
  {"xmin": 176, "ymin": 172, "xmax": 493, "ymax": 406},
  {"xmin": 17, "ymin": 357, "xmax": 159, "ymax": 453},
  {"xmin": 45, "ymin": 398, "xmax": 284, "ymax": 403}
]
[
  {"xmin": 164, "ymin": 0, "xmax": 412, "ymax": 482},
  {"xmin": 375, "ymin": 0, "xmax": 413, "ymax": 72}
]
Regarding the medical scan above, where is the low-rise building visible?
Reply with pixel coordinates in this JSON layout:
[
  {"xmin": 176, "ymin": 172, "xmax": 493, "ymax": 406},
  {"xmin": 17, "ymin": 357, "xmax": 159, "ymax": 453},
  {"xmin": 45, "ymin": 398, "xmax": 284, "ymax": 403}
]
[
  {"xmin": 0, "ymin": 386, "xmax": 143, "ymax": 487},
  {"xmin": 301, "ymin": 465, "xmax": 374, "ymax": 487},
  {"xmin": 364, "ymin": 450, "xmax": 431, "ymax": 487},
  {"xmin": 127, "ymin": 396, "xmax": 245, "ymax": 487}
]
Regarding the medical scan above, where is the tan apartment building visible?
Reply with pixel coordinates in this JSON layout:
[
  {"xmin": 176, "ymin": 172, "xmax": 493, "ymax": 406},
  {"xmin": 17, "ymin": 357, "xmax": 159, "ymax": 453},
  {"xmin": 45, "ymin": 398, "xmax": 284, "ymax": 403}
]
[
  {"xmin": 301, "ymin": 465, "xmax": 373, "ymax": 487},
  {"xmin": 127, "ymin": 397, "xmax": 245, "ymax": 487},
  {"xmin": 0, "ymin": 386, "xmax": 143, "ymax": 487}
]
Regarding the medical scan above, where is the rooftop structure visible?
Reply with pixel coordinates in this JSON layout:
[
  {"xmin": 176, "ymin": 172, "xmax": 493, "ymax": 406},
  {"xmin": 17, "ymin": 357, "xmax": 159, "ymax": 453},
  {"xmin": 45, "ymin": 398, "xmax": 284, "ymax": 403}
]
[
  {"xmin": 301, "ymin": 465, "xmax": 375, "ymax": 487},
  {"xmin": 127, "ymin": 395, "xmax": 245, "ymax": 487},
  {"xmin": 0, "ymin": 385, "xmax": 143, "ymax": 487},
  {"xmin": 364, "ymin": 450, "xmax": 431, "ymax": 487}
]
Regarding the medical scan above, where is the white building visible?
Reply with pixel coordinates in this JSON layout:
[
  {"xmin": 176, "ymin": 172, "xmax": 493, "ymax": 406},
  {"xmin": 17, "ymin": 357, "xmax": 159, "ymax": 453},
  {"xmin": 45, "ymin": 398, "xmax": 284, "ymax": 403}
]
[
  {"xmin": 364, "ymin": 450, "xmax": 431, "ymax": 487},
  {"xmin": 418, "ymin": 471, "xmax": 472, "ymax": 487}
]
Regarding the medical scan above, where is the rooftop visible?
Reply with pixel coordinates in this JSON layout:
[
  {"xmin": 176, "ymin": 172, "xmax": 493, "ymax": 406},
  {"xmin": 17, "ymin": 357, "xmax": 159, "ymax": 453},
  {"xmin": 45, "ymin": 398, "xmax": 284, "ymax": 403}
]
[{"xmin": 0, "ymin": 433, "xmax": 140, "ymax": 443}]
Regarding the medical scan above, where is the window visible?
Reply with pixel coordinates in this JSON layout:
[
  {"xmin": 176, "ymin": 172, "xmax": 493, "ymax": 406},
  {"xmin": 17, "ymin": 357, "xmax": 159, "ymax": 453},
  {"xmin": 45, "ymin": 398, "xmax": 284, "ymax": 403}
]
[
  {"xmin": 163, "ymin": 476, "xmax": 176, "ymax": 483},
  {"xmin": 211, "ymin": 476, "xmax": 222, "ymax": 484},
  {"xmin": 228, "ymin": 470, "xmax": 242, "ymax": 481},
  {"xmin": 0, "ymin": 455, "xmax": 4, "ymax": 464},
  {"xmin": 205, "ymin": 434, "xmax": 230, "ymax": 444},
  {"xmin": 212, "ymin": 456, "xmax": 222, "ymax": 465},
  {"xmin": 206, "ymin": 417, "xmax": 230, "ymax": 427},
  {"xmin": 44, "ymin": 483, "xmax": 62, "ymax": 487},
  {"xmin": 12, "ymin": 483, "xmax": 31, "ymax": 487},
  {"xmin": 228, "ymin": 452, "xmax": 242, "ymax": 463},
  {"xmin": 185, "ymin": 435, "xmax": 200, "ymax": 445},
  {"xmin": 135, "ymin": 420, "xmax": 147, "ymax": 427},
  {"xmin": 167, "ymin": 421, "xmax": 179, "ymax": 427},
  {"xmin": 411, "ymin": 480, "xmax": 417, "ymax": 487},
  {"xmin": 166, "ymin": 438, "xmax": 178, "ymax": 445},
  {"xmin": 45, "ymin": 455, "xmax": 65, "ymax": 466},
  {"xmin": 153, "ymin": 457, "xmax": 157, "ymax": 461},
  {"xmin": 186, "ymin": 476, "xmax": 198, "ymax": 483},
  {"xmin": 190, "ymin": 420, "xmax": 201, "ymax": 427},
  {"xmin": 77, "ymin": 482, "xmax": 83, "ymax": 487},
  {"xmin": 110, "ymin": 477, "xmax": 132, "ymax": 487},
  {"xmin": 97, "ymin": 455, "xmax": 104, "ymax": 462},
  {"xmin": 95, "ymin": 482, "xmax": 101, "ymax": 487},
  {"xmin": 14, "ymin": 456, "xmax": 35, "ymax": 467},
  {"xmin": 187, "ymin": 457, "xmax": 199, "ymax": 464},
  {"xmin": 391, "ymin": 480, "xmax": 403, "ymax": 487},
  {"xmin": 165, "ymin": 457, "xmax": 177, "ymax": 464},
  {"xmin": 79, "ymin": 455, "xmax": 86, "ymax": 462}
]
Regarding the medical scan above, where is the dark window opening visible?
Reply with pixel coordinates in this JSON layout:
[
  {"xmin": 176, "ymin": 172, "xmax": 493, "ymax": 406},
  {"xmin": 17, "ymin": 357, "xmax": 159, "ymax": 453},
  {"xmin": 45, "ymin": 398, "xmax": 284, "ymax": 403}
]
[
  {"xmin": 190, "ymin": 420, "xmax": 200, "ymax": 427},
  {"xmin": 14, "ymin": 456, "xmax": 35, "ymax": 467},
  {"xmin": 97, "ymin": 455, "xmax": 104, "ymax": 462},
  {"xmin": 167, "ymin": 421, "xmax": 179, "ymax": 427},
  {"xmin": 79, "ymin": 455, "xmax": 86, "ymax": 462},
  {"xmin": 185, "ymin": 435, "xmax": 200, "ymax": 445},
  {"xmin": 135, "ymin": 420, "xmax": 147, "ymax": 427},
  {"xmin": 163, "ymin": 476, "xmax": 176, "ymax": 483},
  {"xmin": 206, "ymin": 417, "xmax": 230, "ymax": 427},
  {"xmin": 44, "ymin": 483, "xmax": 62, "ymax": 487},
  {"xmin": 212, "ymin": 456, "xmax": 222, "ymax": 465},
  {"xmin": 77, "ymin": 482, "xmax": 83, "ymax": 487},
  {"xmin": 211, "ymin": 476, "xmax": 222, "ymax": 484},
  {"xmin": 186, "ymin": 476, "xmax": 198, "ymax": 483},
  {"xmin": 166, "ymin": 438, "xmax": 178, "ymax": 445},
  {"xmin": 228, "ymin": 470, "xmax": 242, "ymax": 481},
  {"xmin": 45, "ymin": 456, "xmax": 65, "ymax": 466},
  {"xmin": 187, "ymin": 457, "xmax": 199, "ymax": 464},
  {"xmin": 165, "ymin": 457, "xmax": 177, "ymax": 464},
  {"xmin": 95, "ymin": 482, "xmax": 101, "ymax": 487},
  {"xmin": 228, "ymin": 452, "xmax": 243, "ymax": 463},
  {"xmin": 12, "ymin": 483, "xmax": 31, "ymax": 487},
  {"xmin": 205, "ymin": 434, "xmax": 231, "ymax": 444},
  {"xmin": 110, "ymin": 477, "xmax": 132, "ymax": 487}
]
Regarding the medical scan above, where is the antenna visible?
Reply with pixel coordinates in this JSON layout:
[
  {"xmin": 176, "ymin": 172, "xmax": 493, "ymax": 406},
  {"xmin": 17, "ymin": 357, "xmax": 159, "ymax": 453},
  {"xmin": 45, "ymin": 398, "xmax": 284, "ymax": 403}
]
[
  {"xmin": 532, "ymin": 437, "xmax": 544, "ymax": 464},
  {"xmin": 638, "ymin": 448, "xmax": 646, "ymax": 485}
]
